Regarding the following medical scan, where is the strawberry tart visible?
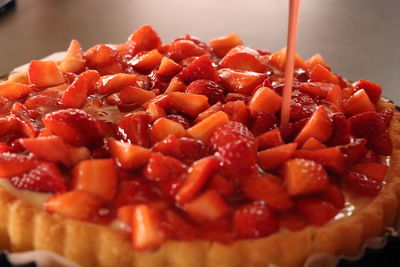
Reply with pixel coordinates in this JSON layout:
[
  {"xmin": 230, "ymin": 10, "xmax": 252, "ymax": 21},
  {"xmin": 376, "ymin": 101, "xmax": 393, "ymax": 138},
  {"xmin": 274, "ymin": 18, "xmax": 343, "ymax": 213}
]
[{"xmin": 0, "ymin": 25, "xmax": 399, "ymax": 267}]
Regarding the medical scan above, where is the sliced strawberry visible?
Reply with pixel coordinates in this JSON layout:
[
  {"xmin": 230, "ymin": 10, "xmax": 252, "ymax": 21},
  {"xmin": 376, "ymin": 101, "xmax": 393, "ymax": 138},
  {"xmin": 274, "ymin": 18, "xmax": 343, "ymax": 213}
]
[
  {"xmin": 380, "ymin": 109, "xmax": 394, "ymax": 128},
  {"xmin": 344, "ymin": 89, "xmax": 375, "ymax": 116},
  {"xmin": 222, "ymin": 100, "xmax": 251, "ymax": 125},
  {"xmin": 348, "ymin": 111, "xmax": 392, "ymax": 155},
  {"xmin": 0, "ymin": 83, "xmax": 31, "ymax": 100},
  {"xmin": 195, "ymin": 102, "xmax": 223, "ymax": 123},
  {"xmin": 117, "ymin": 205, "xmax": 135, "ymax": 226},
  {"xmin": 66, "ymin": 145, "xmax": 90, "ymax": 166},
  {"xmin": 178, "ymin": 55, "xmax": 219, "ymax": 84},
  {"xmin": 0, "ymin": 153, "xmax": 37, "ymax": 178},
  {"xmin": 185, "ymin": 79, "xmax": 225, "ymax": 105},
  {"xmin": 218, "ymin": 68, "xmax": 266, "ymax": 95},
  {"xmin": 208, "ymin": 33, "xmax": 243, "ymax": 58},
  {"xmin": 289, "ymin": 90, "xmax": 318, "ymax": 122},
  {"xmin": 28, "ymin": 61, "xmax": 66, "ymax": 87},
  {"xmin": 72, "ymin": 159, "xmax": 117, "ymax": 201},
  {"xmin": 208, "ymin": 173, "xmax": 234, "ymax": 198},
  {"xmin": 163, "ymin": 209, "xmax": 198, "ymax": 240},
  {"xmin": 296, "ymin": 198, "xmax": 338, "ymax": 226},
  {"xmin": 224, "ymin": 93, "xmax": 250, "ymax": 103},
  {"xmin": 279, "ymin": 213, "xmax": 307, "ymax": 231},
  {"xmin": 144, "ymin": 152, "xmax": 186, "ymax": 181},
  {"xmin": 258, "ymin": 143, "xmax": 297, "ymax": 170},
  {"xmin": 43, "ymin": 109, "xmax": 104, "ymax": 147},
  {"xmin": 250, "ymin": 112, "xmax": 278, "ymax": 136},
  {"xmin": 59, "ymin": 70, "xmax": 101, "ymax": 108},
  {"xmin": 110, "ymin": 180, "xmax": 158, "ymax": 208},
  {"xmin": 295, "ymin": 147, "xmax": 345, "ymax": 173},
  {"xmin": 19, "ymin": 136, "xmax": 69, "ymax": 165},
  {"xmin": 248, "ymin": 87, "xmax": 282, "ymax": 115},
  {"xmin": 187, "ymin": 111, "xmax": 229, "ymax": 143},
  {"xmin": 158, "ymin": 57, "xmax": 182, "ymax": 76},
  {"xmin": 164, "ymin": 76, "xmax": 186, "ymax": 94},
  {"xmin": 115, "ymin": 111, "xmax": 152, "ymax": 147},
  {"xmin": 327, "ymin": 113, "xmax": 350, "ymax": 146},
  {"xmin": 11, "ymin": 162, "xmax": 66, "ymax": 193},
  {"xmin": 220, "ymin": 52, "xmax": 266, "ymax": 73},
  {"xmin": 304, "ymin": 53, "xmax": 330, "ymax": 72},
  {"xmin": 294, "ymin": 106, "xmax": 332, "ymax": 145},
  {"xmin": 256, "ymin": 129, "xmax": 284, "ymax": 150},
  {"xmin": 340, "ymin": 138, "xmax": 369, "ymax": 165},
  {"xmin": 176, "ymin": 156, "xmax": 219, "ymax": 204},
  {"xmin": 184, "ymin": 190, "xmax": 230, "ymax": 222},
  {"xmin": 352, "ymin": 80, "xmax": 382, "ymax": 103},
  {"xmin": 209, "ymin": 121, "xmax": 256, "ymax": 152},
  {"xmin": 309, "ymin": 64, "xmax": 338, "ymax": 84},
  {"xmin": 146, "ymin": 102, "xmax": 166, "ymax": 122},
  {"xmin": 233, "ymin": 202, "xmax": 279, "ymax": 239},
  {"xmin": 167, "ymin": 40, "xmax": 205, "ymax": 62},
  {"xmin": 169, "ymin": 92, "xmax": 210, "ymax": 117},
  {"xmin": 344, "ymin": 171, "xmax": 382, "ymax": 197},
  {"xmin": 297, "ymin": 82, "xmax": 332, "ymax": 98},
  {"xmin": 118, "ymin": 86, "xmax": 156, "ymax": 106},
  {"xmin": 59, "ymin": 39, "xmax": 86, "ymax": 73},
  {"xmin": 107, "ymin": 138, "xmax": 150, "ymax": 170},
  {"xmin": 128, "ymin": 25, "xmax": 162, "ymax": 52},
  {"xmin": 131, "ymin": 204, "xmax": 165, "ymax": 250},
  {"xmin": 85, "ymin": 44, "xmax": 121, "ymax": 68},
  {"xmin": 0, "ymin": 142, "xmax": 12, "ymax": 153},
  {"xmin": 129, "ymin": 49, "xmax": 163, "ymax": 72},
  {"xmin": 150, "ymin": 118, "xmax": 187, "ymax": 143},
  {"xmin": 11, "ymin": 102, "xmax": 40, "ymax": 138},
  {"xmin": 352, "ymin": 163, "xmax": 388, "ymax": 182},
  {"xmin": 45, "ymin": 190, "xmax": 103, "ymax": 221},
  {"xmin": 301, "ymin": 137, "xmax": 326, "ymax": 150},
  {"xmin": 96, "ymin": 73, "xmax": 137, "ymax": 94},
  {"xmin": 320, "ymin": 184, "xmax": 345, "ymax": 209},
  {"xmin": 325, "ymin": 84, "xmax": 343, "ymax": 112}
]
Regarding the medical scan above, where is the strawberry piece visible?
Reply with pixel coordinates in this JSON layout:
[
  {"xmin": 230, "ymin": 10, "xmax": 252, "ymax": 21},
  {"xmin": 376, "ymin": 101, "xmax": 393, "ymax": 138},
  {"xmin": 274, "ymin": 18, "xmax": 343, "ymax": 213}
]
[
  {"xmin": 116, "ymin": 111, "xmax": 152, "ymax": 147},
  {"xmin": 158, "ymin": 57, "xmax": 182, "ymax": 77},
  {"xmin": 96, "ymin": 74, "xmax": 137, "ymax": 94},
  {"xmin": 289, "ymin": 90, "xmax": 318, "ymax": 122},
  {"xmin": 169, "ymin": 92, "xmax": 210, "ymax": 117},
  {"xmin": 352, "ymin": 163, "xmax": 388, "ymax": 182},
  {"xmin": 210, "ymin": 121, "xmax": 255, "ymax": 152},
  {"xmin": 233, "ymin": 202, "xmax": 279, "ymax": 239},
  {"xmin": 185, "ymin": 79, "xmax": 225, "ymax": 105},
  {"xmin": 250, "ymin": 112, "xmax": 278, "ymax": 136},
  {"xmin": 128, "ymin": 25, "xmax": 161, "ymax": 52},
  {"xmin": 176, "ymin": 156, "xmax": 219, "ymax": 204},
  {"xmin": 164, "ymin": 76, "xmax": 186, "ymax": 94},
  {"xmin": 348, "ymin": 111, "xmax": 392, "ymax": 155},
  {"xmin": 60, "ymin": 70, "xmax": 101, "ymax": 108},
  {"xmin": 268, "ymin": 47, "xmax": 305, "ymax": 71},
  {"xmin": 19, "ymin": 136, "xmax": 69, "ymax": 165},
  {"xmin": 380, "ymin": 109, "xmax": 394, "ymax": 128},
  {"xmin": 167, "ymin": 40, "xmax": 205, "ymax": 62},
  {"xmin": 72, "ymin": 159, "xmax": 118, "ymax": 201},
  {"xmin": 256, "ymin": 129, "xmax": 284, "ymax": 150},
  {"xmin": 28, "ymin": 61, "xmax": 66, "ymax": 87},
  {"xmin": 118, "ymin": 86, "xmax": 156, "ymax": 105},
  {"xmin": 187, "ymin": 111, "xmax": 229, "ymax": 143},
  {"xmin": 146, "ymin": 102, "xmax": 166, "ymax": 122},
  {"xmin": 144, "ymin": 152, "xmax": 186, "ymax": 181},
  {"xmin": 163, "ymin": 209, "xmax": 198, "ymax": 240},
  {"xmin": 117, "ymin": 205, "xmax": 135, "ymax": 226},
  {"xmin": 304, "ymin": 53, "xmax": 330, "ymax": 72},
  {"xmin": 43, "ymin": 109, "xmax": 104, "ymax": 147},
  {"xmin": 208, "ymin": 33, "xmax": 243, "ymax": 58},
  {"xmin": 0, "ymin": 142, "xmax": 12, "ymax": 153},
  {"xmin": 321, "ymin": 184, "xmax": 345, "ymax": 209},
  {"xmin": 222, "ymin": 100, "xmax": 251, "ymax": 125},
  {"xmin": 11, "ymin": 162, "xmax": 66, "ymax": 193},
  {"xmin": 340, "ymin": 138, "xmax": 369, "ymax": 165},
  {"xmin": 325, "ymin": 84, "xmax": 343, "ymax": 112},
  {"xmin": 218, "ymin": 68, "xmax": 266, "ymax": 95},
  {"xmin": 110, "ymin": 180, "xmax": 157, "ymax": 208},
  {"xmin": 66, "ymin": 145, "xmax": 90, "ymax": 166},
  {"xmin": 178, "ymin": 55, "xmax": 219, "ymax": 84},
  {"xmin": 208, "ymin": 173, "xmax": 234, "ymax": 198},
  {"xmin": 131, "ymin": 204, "xmax": 165, "ymax": 250},
  {"xmin": 220, "ymin": 52, "xmax": 266, "ymax": 73},
  {"xmin": 85, "ymin": 44, "xmax": 121, "ymax": 67},
  {"xmin": 248, "ymin": 87, "xmax": 282, "ymax": 115},
  {"xmin": 301, "ymin": 137, "xmax": 326, "ymax": 150},
  {"xmin": 344, "ymin": 171, "xmax": 382, "ymax": 197},
  {"xmin": 284, "ymin": 158, "xmax": 329, "ymax": 196},
  {"xmin": 150, "ymin": 118, "xmax": 187, "ymax": 143},
  {"xmin": 327, "ymin": 113, "xmax": 350, "ymax": 146},
  {"xmin": 129, "ymin": 49, "xmax": 163, "ymax": 72},
  {"xmin": 108, "ymin": 138, "xmax": 150, "ymax": 170},
  {"xmin": 296, "ymin": 198, "xmax": 338, "ymax": 226},
  {"xmin": 184, "ymin": 190, "xmax": 230, "ymax": 222},
  {"xmin": 352, "ymin": 80, "xmax": 382, "ymax": 103},
  {"xmin": 344, "ymin": 89, "xmax": 375, "ymax": 116},
  {"xmin": 279, "ymin": 213, "xmax": 307, "ymax": 231},
  {"xmin": 11, "ymin": 102, "xmax": 40, "ymax": 138},
  {"xmin": 297, "ymin": 82, "xmax": 332, "ymax": 98},
  {"xmin": 359, "ymin": 150, "xmax": 381, "ymax": 164},
  {"xmin": 241, "ymin": 174, "xmax": 293, "ymax": 211},
  {"xmin": 165, "ymin": 115, "xmax": 190, "ymax": 129},
  {"xmin": 224, "ymin": 93, "xmax": 250, "ymax": 103},
  {"xmin": 310, "ymin": 64, "xmax": 339, "ymax": 84},
  {"xmin": 0, "ymin": 153, "xmax": 37, "ymax": 178},
  {"xmin": 45, "ymin": 190, "xmax": 103, "ymax": 221},
  {"xmin": 0, "ymin": 83, "xmax": 31, "ymax": 100},
  {"xmin": 258, "ymin": 143, "xmax": 297, "ymax": 170},
  {"xmin": 295, "ymin": 147, "xmax": 345, "ymax": 173},
  {"xmin": 59, "ymin": 39, "xmax": 86, "ymax": 73},
  {"xmin": 294, "ymin": 106, "xmax": 332, "ymax": 145}
]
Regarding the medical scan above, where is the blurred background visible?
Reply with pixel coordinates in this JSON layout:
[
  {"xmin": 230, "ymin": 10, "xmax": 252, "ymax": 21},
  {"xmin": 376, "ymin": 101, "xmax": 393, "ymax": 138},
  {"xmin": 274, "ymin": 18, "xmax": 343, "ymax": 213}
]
[{"xmin": 0, "ymin": 0, "xmax": 399, "ymax": 101}]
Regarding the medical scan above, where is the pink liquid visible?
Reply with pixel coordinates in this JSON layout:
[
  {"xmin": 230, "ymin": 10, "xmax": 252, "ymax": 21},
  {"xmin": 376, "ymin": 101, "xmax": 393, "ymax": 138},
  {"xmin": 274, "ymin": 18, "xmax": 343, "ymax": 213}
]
[{"xmin": 280, "ymin": 0, "xmax": 301, "ymax": 127}]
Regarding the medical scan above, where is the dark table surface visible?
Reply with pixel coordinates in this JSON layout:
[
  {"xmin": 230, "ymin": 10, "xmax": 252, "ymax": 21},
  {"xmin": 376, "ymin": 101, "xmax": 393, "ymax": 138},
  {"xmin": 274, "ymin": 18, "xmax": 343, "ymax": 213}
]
[{"xmin": 0, "ymin": 0, "xmax": 399, "ymax": 101}]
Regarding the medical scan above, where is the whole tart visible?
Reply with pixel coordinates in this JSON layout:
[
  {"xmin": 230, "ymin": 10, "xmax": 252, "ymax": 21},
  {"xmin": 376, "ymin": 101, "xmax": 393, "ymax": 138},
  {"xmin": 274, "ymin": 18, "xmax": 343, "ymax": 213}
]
[{"xmin": 0, "ymin": 25, "xmax": 399, "ymax": 267}]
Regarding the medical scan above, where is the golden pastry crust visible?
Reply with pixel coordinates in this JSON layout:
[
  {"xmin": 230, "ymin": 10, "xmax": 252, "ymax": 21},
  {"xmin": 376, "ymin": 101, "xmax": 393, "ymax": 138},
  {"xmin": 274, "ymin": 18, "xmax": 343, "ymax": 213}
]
[{"xmin": 0, "ymin": 100, "xmax": 399, "ymax": 267}]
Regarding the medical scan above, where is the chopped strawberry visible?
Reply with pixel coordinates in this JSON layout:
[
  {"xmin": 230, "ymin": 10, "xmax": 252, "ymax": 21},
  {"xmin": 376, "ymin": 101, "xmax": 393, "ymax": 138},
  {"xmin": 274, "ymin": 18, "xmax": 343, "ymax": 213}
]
[
  {"xmin": 144, "ymin": 152, "xmax": 186, "ymax": 181},
  {"xmin": 284, "ymin": 158, "xmax": 329, "ymax": 196},
  {"xmin": 344, "ymin": 171, "xmax": 382, "ymax": 197},
  {"xmin": 344, "ymin": 89, "xmax": 375, "ymax": 116},
  {"xmin": 115, "ymin": 111, "xmax": 152, "ymax": 147},
  {"xmin": 208, "ymin": 173, "xmax": 234, "ymax": 198},
  {"xmin": 0, "ymin": 142, "xmax": 12, "ymax": 153},
  {"xmin": 297, "ymin": 82, "xmax": 332, "ymax": 98},
  {"xmin": 165, "ymin": 114, "xmax": 190, "ymax": 129},
  {"xmin": 11, "ymin": 162, "xmax": 66, "ymax": 193},
  {"xmin": 295, "ymin": 147, "xmax": 345, "ymax": 173},
  {"xmin": 301, "ymin": 137, "xmax": 326, "ymax": 150},
  {"xmin": 158, "ymin": 57, "xmax": 182, "ymax": 76},
  {"xmin": 309, "ymin": 64, "xmax": 338, "ymax": 84},
  {"xmin": 107, "ymin": 138, "xmax": 150, "ymax": 170},
  {"xmin": 184, "ymin": 190, "xmax": 230, "ymax": 222},
  {"xmin": 220, "ymin": 52, "xmax": 266, "ymax": 73},
  {"xmin": 118, "ymin": 86, "xmax": 156, "ymax": 106},
  {"xmin": 85, "ymin": 44, "xmax": 121, "ymax": 68},
  {"xmin": 209, "ymin": 121, "xmax": 256, "ymax": 152},
  {"xmin": 11, "ymin": 102, "xmax": 40, "ymax": 138},
  {"xmin": 380, "ymin": 109, "xmax": 394, "ymax": 128},
  {"xmin": 169, "ymin": 92, "xmax": 210, "ymax": 117},
  {"xmin": 19, "ymin": 136, "xmax": 69, "ymax": 165},
  {"xmin": 96, "ymin": 73, "xmax": 137, "ymax": 95},
  {"xmin": 359, "ymin": 150, "xmax": 381, "ymax": 164},
  {"xmin": 352, "ymin": 163, "xmax": 388, "ymax": 182},
  {"xmin": 233, "ymin": 202, "xmax": 279, "ymax": 239},
  {"xmin": 110, "ymin": 180, "xmax": 158, "ymax": 208},
  {"xmin": 117, "ymin": 205, "xmax": 135, "ymax": 226},
  {"xmin": 72, "ymin": 159, "xmax": 118, "ymax": 201},
  {"xmin": 248, "ymin": 87, "xmax": 282, "ymax": 115},
  {"xmin": 325, "ymin": 84, "xmax": 343, "ymax": 112},
  {"xmin": 218, "ymin": 68, "xmax": 266, "ymax": 95},
  {"xmin": 208, "ymin": 33, "xmax": 243, "ymax": 58},
  {"xmin": 250, "ymin": 112, "xmax": 278, "ymax": 136},
  {"xmin": 131, "ymin": 204, "xmax": 165, "ymax": 250},
  {"xmin": 352, "ymin": 80, "xmax": 382, "ymax": 103},
  {"xmin": 43, "ymin": 109, "xmax": 104, "ymax": 147},
  {"xmin": 187, "ymin": 111, "xmax": 229, "ymax": 143},
  {"xmin": 0, "ymin": 83, "xmax": 31, "ymax": 100},
  {"xmin": 28, "ymin": 61, "xmax": 66, "ymax": 87},
  {"xmin": 59, "ymin": 70, "xmax": 101, "ymax": 108},
  {"xmin": 128, "ymin": 25, "xmax": 162, "ymax": 52},
  {"xmin": 268, "ymin": 47, "xmax": 305, "ymax": 71},
  {"xmin": 163, "ymin": 209, "xmax": 198, "ymax": 240},
  {"xmin": 289, "ymin": 90, "xmax": 318, "ymax": 122},
  {"xmin": 167, "ymin": 40, "xmax": 206, "ymax": 62},
  {"xmin": 256, "ymin": 128, "xmax": 284, "ymax": 150},
  {"xmin": 176, "ymin": 156, "xmax": 219, "ymax": 204},
  {"xmin": 320, "ymin": 184, "xmax": 345, "ymax": 209},
  {"xmin": 185, "ymin": 79, "xmax": 225, "ymax": 105},
  {"xmin": 279, "ymin": 213, "xmax": 307, "ymax": 231},
  {"xmin": 151, "ymin": 118, "xmax": 187, "ymax": 143},
  {"xmin": 59, "ymin": 39, "xmax": 86, "ymax": 73},
  {"xmin": 258, "ymin": 143, "xmax": 297, "ymax": 170},
  {"xmin": 327, "ymin": 113, "xmax": 351, "ymax": 146},
  {"xmin": 279, "ymin": 118, "xmax": 308, "ymax": 142},
  {"xmin": 340, "ymin": 138, "xmax": 369, "ymax": 165},
  {"xmin": 129, "ymin": 49, "xmax": 163, "ymax": 72},
  {"xmin": 164, "ymin": 76, "xmax": 186, "ymax": 94},
  {"xmin": 45, "ymin": 190, "xmax": 104, "ymax": 221},
  {"xmin": 222, "ymin": 100, "xmax": 251, "ymax": 125},
  {"xmin": 224, "ymin": 93, "xmax": 250, "ymax": 103},
  {"xmin": 178, "ymin": 55, "xmax": 219, "ymax": 84},
  {"xmin": 304, "ymin": 53, "xmax": 330, "ymax": 72},
  {"xmin": 296, "ymin": 198, "xmax": 338, "ymax": 226},
  {"xmin": 0, "ymin": 153, "xmax": 36, "ymax": 178},
  {"xmin": 348, "ymin": 111, "xmax": 392, "ymax": 155}
]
